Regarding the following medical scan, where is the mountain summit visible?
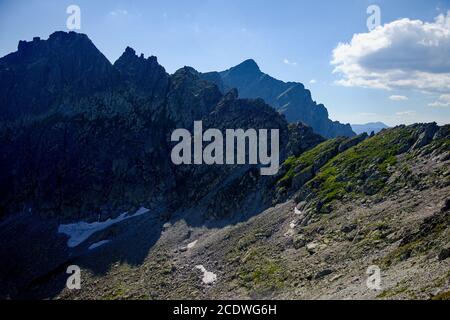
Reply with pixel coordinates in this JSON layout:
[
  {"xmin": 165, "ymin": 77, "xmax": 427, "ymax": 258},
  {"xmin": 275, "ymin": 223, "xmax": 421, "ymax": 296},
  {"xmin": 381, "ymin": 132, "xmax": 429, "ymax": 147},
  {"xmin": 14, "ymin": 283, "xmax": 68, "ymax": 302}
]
[
  {"xmin": 201, "ymin": 60, "xmax": 355, "ymax": 138},
  {"xmin": 0, "ymin": 31, "xmax": 116, "ymax": 121},
  {"xmin": 226, "ymin": 59, "xmax": 261, "ymax": 75}
]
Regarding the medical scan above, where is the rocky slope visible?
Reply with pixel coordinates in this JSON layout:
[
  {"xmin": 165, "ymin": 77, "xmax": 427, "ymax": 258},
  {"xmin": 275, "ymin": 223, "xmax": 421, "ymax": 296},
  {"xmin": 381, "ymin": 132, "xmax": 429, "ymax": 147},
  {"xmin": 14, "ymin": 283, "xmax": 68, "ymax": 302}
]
[
  {"xmin": 201, "ymin": 59, "xmax": 355, "ymax": 138},
  {"xmin": 10, "ymin": 123, "xmax": 447, "ymax": 300},
  {"xmin": 0, "ymin": 32, "xmax": 448, "ymax": 300}
]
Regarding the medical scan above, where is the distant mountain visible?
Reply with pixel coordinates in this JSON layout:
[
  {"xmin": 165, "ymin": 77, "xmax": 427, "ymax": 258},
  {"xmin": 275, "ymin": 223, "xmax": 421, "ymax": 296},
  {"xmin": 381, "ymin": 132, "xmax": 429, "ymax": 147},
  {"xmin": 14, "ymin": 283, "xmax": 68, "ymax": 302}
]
[
  {"xmin": 351, "ymin": 122, "xmax": 389, "ymax": 135},
  {"xmin": 201, "ymin": 59, "xmax": 355, "ymax": 139}
]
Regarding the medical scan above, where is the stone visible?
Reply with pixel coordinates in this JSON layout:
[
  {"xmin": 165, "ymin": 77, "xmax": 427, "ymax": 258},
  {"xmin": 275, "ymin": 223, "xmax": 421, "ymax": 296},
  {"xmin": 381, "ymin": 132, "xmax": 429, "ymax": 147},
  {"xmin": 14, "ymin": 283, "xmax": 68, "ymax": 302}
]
[
  {"xmin": 314, "ymin": 269, "xmax": 334, "ymax": 279},
  {"xmin": 341, "ymin": 224, "xmax": 357, "ymax": 233},
  {"xmin": 293, "ymin": 234, "xmax": 308, "ymax": 249},
  {"xmin": 438, "ymin": 248, "xmax": 450, "ymax": 261},
  {"xmin": 306, "ymin": 241, "xmax": 319, "ymax": 254}
]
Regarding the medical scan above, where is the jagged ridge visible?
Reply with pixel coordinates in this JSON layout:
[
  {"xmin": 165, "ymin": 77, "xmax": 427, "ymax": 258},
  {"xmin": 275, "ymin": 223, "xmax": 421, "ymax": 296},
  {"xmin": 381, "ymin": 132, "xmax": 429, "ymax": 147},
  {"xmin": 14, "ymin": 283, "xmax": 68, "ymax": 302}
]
[{"xmin": 201, "ymin": 59, "xmax": 355, "ymax": 138}]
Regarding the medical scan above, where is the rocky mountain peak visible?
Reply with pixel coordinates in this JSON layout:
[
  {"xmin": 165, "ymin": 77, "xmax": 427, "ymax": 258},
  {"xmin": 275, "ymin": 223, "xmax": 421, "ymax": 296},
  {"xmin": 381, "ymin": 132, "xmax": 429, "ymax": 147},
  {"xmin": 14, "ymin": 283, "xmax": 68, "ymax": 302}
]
[
  {"xmin": 117, "ymin": 46, "xmax": 159, "ymax": 64},
  {"xmin": 113, "ymin": 47, "xmax": 168, "ymax": 96},
  {"xmin": 229, "ymin": 58, "xmax": 261, "ymax": 75},
  {"xmin": 123, "ymin": 46, "xmax": 137, "ymax": 56},
  {"xmin": 0, "ymin": 31, "xmax": 116, "ymax": 121},
  {"xmin": 210, "ymin": 60, "xmax": 355, "ymax": 138},
  {"xmin": 11, "ymin": 31, "xmax": 107, "ymax": 65},
  {"xmin": 173, "ymin": 66, "xmax": 200, "ymax": 78}
]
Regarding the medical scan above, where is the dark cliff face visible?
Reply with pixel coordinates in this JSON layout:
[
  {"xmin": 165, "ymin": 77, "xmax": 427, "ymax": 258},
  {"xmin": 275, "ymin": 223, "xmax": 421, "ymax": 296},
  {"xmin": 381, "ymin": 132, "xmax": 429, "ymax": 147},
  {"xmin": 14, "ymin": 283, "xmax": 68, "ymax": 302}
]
[
  {"xmin": 0, "ymin": 31, "xmax": 325, "ymax": 221},
  {"xmin": 201, "ymin": 59, "xmax": 355, "ymax": 139},
  {"xmin": 0, "ymin": 32, "xmax": 118, "ymax": 121},
  {"xmin": 165, "ymin": 67, "xmax": 223, "ymax": 128},
  {"xmin": 113, "ymin": 47, "xmax": 169, "ymax": 104}
]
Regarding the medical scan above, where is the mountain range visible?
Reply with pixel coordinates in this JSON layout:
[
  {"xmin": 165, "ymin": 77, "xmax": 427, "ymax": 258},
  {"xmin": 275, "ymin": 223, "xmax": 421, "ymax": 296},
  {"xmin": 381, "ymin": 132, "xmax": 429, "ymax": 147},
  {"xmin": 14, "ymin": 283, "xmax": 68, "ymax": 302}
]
[
  {"xmin": 0, "ymin": 32, "xmax": 448, "ymax": 300},
  {"xmin": 351, "ymin": 122, "xmax": 389, "ymax": 135},
  {"xmin": 201, "ymin": 59, "xmax": 356, "ymax": 138}
]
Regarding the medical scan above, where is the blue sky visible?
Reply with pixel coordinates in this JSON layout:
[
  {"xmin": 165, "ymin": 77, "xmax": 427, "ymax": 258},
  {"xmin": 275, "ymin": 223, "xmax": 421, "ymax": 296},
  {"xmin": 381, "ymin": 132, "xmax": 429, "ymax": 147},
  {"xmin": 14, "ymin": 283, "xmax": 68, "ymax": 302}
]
[{"xmin": 1, "ymin": 0, "xmax": 449, "ymax": 126}]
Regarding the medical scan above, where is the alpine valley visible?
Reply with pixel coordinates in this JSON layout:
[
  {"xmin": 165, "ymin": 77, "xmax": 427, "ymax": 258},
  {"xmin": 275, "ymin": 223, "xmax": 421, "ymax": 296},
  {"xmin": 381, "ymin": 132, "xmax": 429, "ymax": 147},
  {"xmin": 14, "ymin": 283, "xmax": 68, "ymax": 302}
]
[{"xmin": 0, "ymin": 32, "xmax": 449, "ymax": 300}]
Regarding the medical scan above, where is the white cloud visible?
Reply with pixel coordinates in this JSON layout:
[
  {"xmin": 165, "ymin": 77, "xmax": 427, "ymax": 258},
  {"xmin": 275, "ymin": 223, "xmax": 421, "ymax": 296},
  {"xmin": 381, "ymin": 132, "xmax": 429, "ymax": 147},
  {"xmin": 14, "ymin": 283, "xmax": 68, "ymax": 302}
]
[
  {"xmin": 396, "ymin": 110, "xmax": 416, "ymax": 116},
  {"xmin": 331, "ymin": 11, "xmax": 450, "ymax": 93},
  {"xmin": 429, "ymin": 94, "xmax": 450, "ymax": 107},
  {"xmin": 283, "ymin": 58, "xmax": 298, "ymax": 67},
  {"xmin": 389, "ymin": 95, "xmax": 409, "ymax": 101},
  {"xmin": 110, "ymin": 9, "xmax": 128, "ymax": 16},
  {"xmin": 309, "ymin": 79, "xmax": 317, "ymax": 84}
]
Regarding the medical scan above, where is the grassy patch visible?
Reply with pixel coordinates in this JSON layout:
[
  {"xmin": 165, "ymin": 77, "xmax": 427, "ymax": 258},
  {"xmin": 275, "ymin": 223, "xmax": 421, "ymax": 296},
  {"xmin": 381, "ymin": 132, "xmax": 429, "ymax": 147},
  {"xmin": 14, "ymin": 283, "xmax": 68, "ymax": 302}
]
[
  {"xmin": 377, "ymin": 284, "xmax": 408, "ymax": 299},
  {"xmin": 104, "ymin": 286, "xmax": 128, "ymax": 300},
  {"xmin": 278, "ymin": 138, "xmax": 344, "ymax": 188},
  {"xmin": 379, "ymin": 240, "xmax": 422, "ymax": 268},
  {"xmin": 304, "ymin": 126, "xmax": 418, "ymax": 210},
  {"xmin": 431, "ymin": 290, "xmax": 450, "ymax": 300},
  {"xmin": 237, "ymin": 247, "xmax": 287, "ymax": 295}
]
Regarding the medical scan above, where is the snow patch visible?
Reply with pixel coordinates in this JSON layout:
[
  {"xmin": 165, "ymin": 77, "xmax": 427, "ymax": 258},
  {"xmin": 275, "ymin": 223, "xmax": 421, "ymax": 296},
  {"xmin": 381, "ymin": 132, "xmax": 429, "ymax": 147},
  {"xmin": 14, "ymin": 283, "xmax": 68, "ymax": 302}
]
[
  {"xmin": 187, "ymin": 240, "xmax": 198, "ymax": 249},
  {"xmin": 195, "ymin": 265, "xmax": 217, "ymax": 285},
  {"xmin": 294, "ymin": 207, "xmax": 303, "ymax": 215},
  {"xmin": 284, "ymin": 221, "xmax": 296, "ymax": 237},
  {"xmin": 88, "ymin": 240, "xmax": 111, "ymax": 250},
  {"xmin": 58, "ymin": 207, "xmax": 150, "ymax": 248}
]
